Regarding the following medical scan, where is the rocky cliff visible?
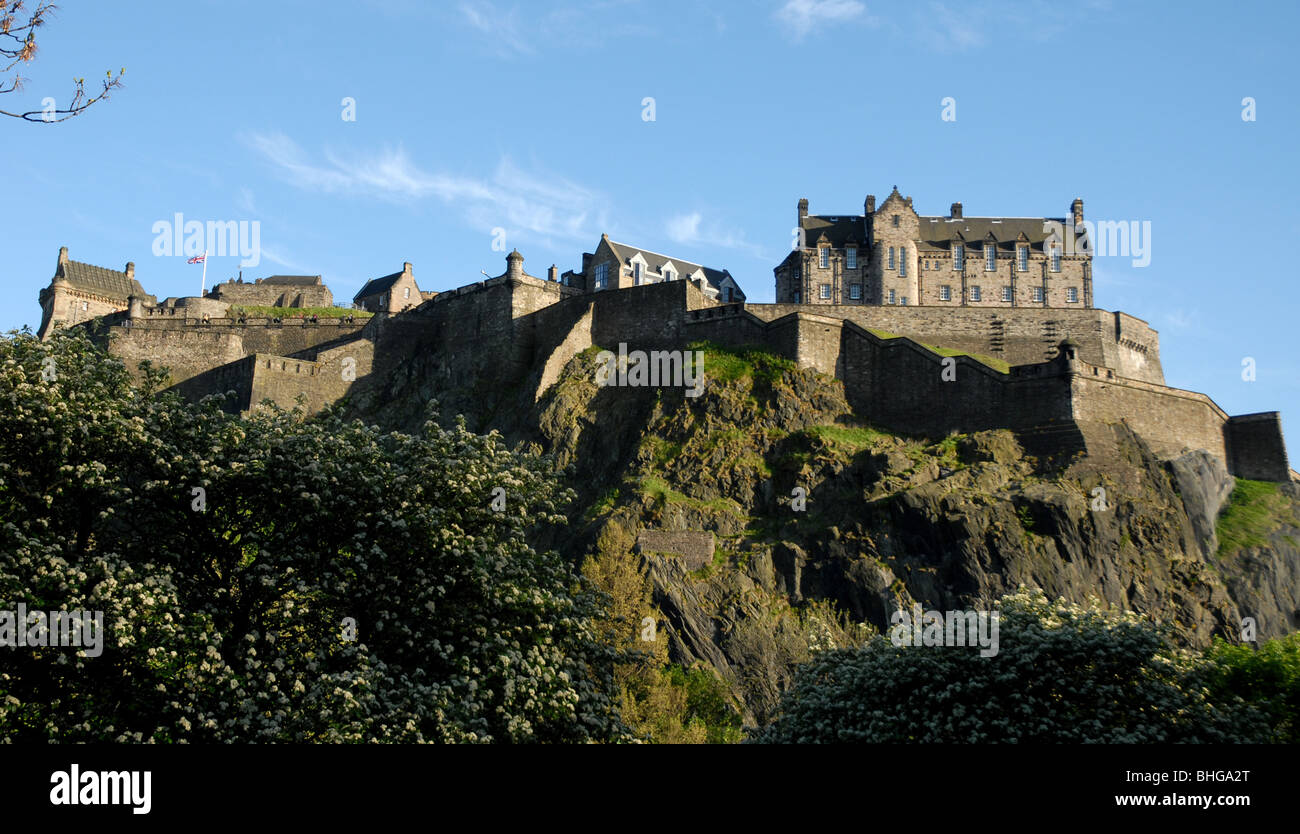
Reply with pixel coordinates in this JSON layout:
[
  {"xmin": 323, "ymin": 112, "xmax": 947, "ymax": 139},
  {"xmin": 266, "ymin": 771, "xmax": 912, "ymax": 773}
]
[{"xmin": 348, "ymin": 341, "xmax": 1300, "ymax": 725}]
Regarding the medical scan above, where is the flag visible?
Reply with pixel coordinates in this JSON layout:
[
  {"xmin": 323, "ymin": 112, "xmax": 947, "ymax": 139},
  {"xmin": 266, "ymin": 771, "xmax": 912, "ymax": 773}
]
[{"xmin": 188, "ymin": 255, "xmax": 206, "ymax": 264}]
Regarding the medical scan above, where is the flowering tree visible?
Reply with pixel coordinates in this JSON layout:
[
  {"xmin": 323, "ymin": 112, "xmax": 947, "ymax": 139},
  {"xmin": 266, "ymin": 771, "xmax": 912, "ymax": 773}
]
[
  {"xmin": 753, "ymin": 590, "xmax": 1274, "ymax": 743},
  {"xmin": 0, "ymin": 329, "xmax": 628, "ymax": 742}
]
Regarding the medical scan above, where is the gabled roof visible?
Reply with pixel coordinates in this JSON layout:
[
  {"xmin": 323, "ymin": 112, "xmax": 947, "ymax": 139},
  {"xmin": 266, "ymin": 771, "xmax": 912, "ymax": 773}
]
[
  {"xmin": 262, "ymin": 275, "xmax": 322, "ymax": 286},
  {"xmin": 57, "ymin": 259, "xmax": 147, "ymax": 301},
  {"xmin": 916, "ymin": 216, "xmax": 1068, "ymax": 252},
  {"xmin": 801, "ymin": 215, "xmax": 869, "ymax": 250},
  {"xmin": 353, "ymin": 271, "xmax": 404, "ymax": 301},
  {"xmin": 603, "ymin": 238, "xmax": 744, "ymax": 298}
]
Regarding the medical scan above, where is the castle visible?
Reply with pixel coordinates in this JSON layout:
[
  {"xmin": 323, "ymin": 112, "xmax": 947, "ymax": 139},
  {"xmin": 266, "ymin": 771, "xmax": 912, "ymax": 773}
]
[{"xmin": 34, "ymin": 189, "xmax": 1294, "ymax": 483}]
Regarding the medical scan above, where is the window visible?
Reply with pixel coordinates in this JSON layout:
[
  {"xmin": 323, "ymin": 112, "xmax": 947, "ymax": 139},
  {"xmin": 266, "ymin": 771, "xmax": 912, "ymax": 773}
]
[
  {"xmin": 888, "ymin": 247, "xmax": 895, "ymax": 270},
  {"xmin": 793, "ymin": 290, "xmax": 802, "ymax": 303},
  {"xmin": 846, "ymin": 247, "xmax": 857, "ymax": 269},
  {"xmin": 849, "ymin": 283, "xmax": 862, "ymax": 300},
  {"xmin": 634, "ymin": 262, "xmax": 644, "ymax": 284},
  {"xmin": 892, "ymin": 215, "xmax": 900, "ymax": 227},
  {"xmin": 1032, "ymin": 286, "xmax": 1044, "ymax": 303},
  {"xmin": 900, "ymin": 296, "xmax": 908, "ymax": 306},
  {"xmin": 985, "ymin": 242, "xmax": 996, "ymax": 271},
  {"xmin": 404, "ymin": 287, "xmax": 410, "ymax": 299},
  {"xmin": 1002, "ymin": 286, "xmax": 1013, "ymax": 302},
  {"xmin": 81, "ymin": 301, "xmax": 88, "ymax": 311},
  {"xmin": 900, "ymin": 250, "xmax": 907, "ymax": 277},
  {"xmin": 1050, "ymin": 244, "xmax": 1062, "ymax": 272},
  {"xmin": 663, "ymin": 265, "xmax": 674, "ymax": 281},
  {"xmin": 819, "ymin": 284, "xmax": 831, "ymax": 299},
  {"xmin": 1018, "ymin": 246, "xmax": 1029, "ymax": 272},
  {"xmin": 888, "ymin": 289, "xmax": 896, "ymax": 304},
  {"xmin": 594, "ymin": 262, "xmax": 609, "ymax": 290},
  {"xmin": 970, "ymin": 285, "xmax": 982, "ymax": 302},
  {"xmin": 1066, "ymin": 287, "xmax": 1079, "ymax": 303},
  {"xmin": 953, "ymin": 244, "xmax": 964, "ymax": 270},
  {"xmin": 819, "ymin": 248, "xmax": 829, "ymax": 269},
  {"xmin": 940, "ymin": 285, "xmax": 952, "ymax": 301}
]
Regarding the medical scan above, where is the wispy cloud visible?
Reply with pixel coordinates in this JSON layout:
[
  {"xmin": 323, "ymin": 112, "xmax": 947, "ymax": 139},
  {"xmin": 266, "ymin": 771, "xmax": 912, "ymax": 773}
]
[
  {"xmin": 1163, "ymin": 308, "xmax": 1200, "ymax": 330},
  {"xmin": 774, "ymin": 0, "xmax": 868, "ymax": 41},
  {"xmin": 457, "ymin": 1, "xmax": 655, "ymax": 57},
  {"xmin": 244, "ymin": 131, "xmax": 605, "ymax": 243},
  {"xmin": 915, "ymin": 2, "xmax": 985, "ymax": 51},
  {"xmin": 459, "ymin": 1, "xmax": 534, "ymax": 56},
  {"xmin": 665, "ymin": 211, "xmax": 767, "ymax": 259}
]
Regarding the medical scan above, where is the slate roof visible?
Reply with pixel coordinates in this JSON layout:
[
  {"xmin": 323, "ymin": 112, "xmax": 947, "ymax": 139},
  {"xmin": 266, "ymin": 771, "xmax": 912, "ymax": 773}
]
[
  {"xmin": 353, "ymin": 271, "xmax": 403, "ymax": 301},
  {"xmin": 604, "ymin": 239, "xmax": 745, "ymax": 299},
  {"xmin": 57, "ymin": 259, "xmax": 148, "ymax": 301},
  {"xmin": 262, "ymin": 275, "xmax": 323, "ymax": 286},
  {"xmin": 798, "ymin": 214, "xmax": 1070, "ymax": 254},
  {"xmin": 801, "ymin": 215, "xmax": 869, "ymax": 250},
  {"xmin": 915, "ymin": 216, "xmax": 1069, "ymax": 253}
]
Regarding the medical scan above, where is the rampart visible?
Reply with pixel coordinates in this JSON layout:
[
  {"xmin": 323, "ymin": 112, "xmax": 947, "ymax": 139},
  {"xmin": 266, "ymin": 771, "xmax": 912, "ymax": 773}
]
[
  {"xmin": 743, "ymin": 303, "xmax": 1164, "ymax": 385},
  {"xmin": 77, "ymin": 269, "xmax": 1287, "ymax": 483}
]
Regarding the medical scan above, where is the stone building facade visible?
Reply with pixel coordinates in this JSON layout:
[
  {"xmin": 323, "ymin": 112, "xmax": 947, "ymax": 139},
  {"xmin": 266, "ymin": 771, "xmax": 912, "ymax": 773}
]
[
  {"xmin": 774, "ymin": 187, "xmax": 1092, "ymax": 309},
  {"xmin": 37, "ymin": 247, "xmax": 154, "ymax": 339},
  {"xmin": 353, "ymin": 262, "xmax": 425, "ymax": 313},
  {"xmin": 562, "ymin": 234, "xmax": 746, "ymax": 303},
  {"xmin": 206, "ymin": 274, "xmax": 333, "ymax": 308}
]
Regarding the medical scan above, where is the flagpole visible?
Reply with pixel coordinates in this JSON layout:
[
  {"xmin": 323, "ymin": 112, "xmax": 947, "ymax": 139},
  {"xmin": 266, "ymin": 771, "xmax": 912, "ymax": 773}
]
[{"xmin": 200, "ymin": 249, "xmax": 208, "ymax": 295}]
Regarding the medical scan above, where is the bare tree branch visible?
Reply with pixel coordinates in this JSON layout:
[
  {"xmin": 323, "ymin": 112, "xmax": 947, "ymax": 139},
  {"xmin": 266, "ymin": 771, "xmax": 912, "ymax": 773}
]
[{"xmin": 0, "ymin": 1, "xmax": 125, "ymax": 123}]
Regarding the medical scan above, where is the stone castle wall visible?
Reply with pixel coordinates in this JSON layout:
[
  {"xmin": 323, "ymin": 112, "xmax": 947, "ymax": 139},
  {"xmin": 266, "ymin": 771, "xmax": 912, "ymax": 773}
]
[
  {"xmin": 73, "ymin": 266, "xmax": 1288, "ymax": 482},
  {"xmin": 744, "ymin": 303, "xmax": 1163, "ymax": 385}
]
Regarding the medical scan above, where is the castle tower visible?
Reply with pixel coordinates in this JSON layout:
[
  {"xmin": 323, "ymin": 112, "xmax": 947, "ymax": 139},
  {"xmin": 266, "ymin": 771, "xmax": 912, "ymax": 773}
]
[{"xmin": 506, "ymin": 249, "xmax": 524, "ymax": 282}]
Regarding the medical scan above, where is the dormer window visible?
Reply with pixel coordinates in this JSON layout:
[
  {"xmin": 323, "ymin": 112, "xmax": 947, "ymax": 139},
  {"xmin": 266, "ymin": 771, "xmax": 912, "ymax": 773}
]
[
  {"xmin": 1050, "ymin": 244, "xmax": 1062, "ymax": 272},
  {"xmin": 846, "ymin": 247, "xmax": 857, "ymax": 269},
  {"xmin": 1017, "ymin": 246, "xmax": 1029, "ymax": 272},
  {"xmin": 819, "ymin": 247, "xmax": 829, "ymax": 269},
  {"xmin": 952, "ymin": 243, "xmax": 964, "ymax": 270},
  {"xmin": 663, "ymin": 264, "xmax": 674, "ymax": 281},
  {"xmin": 984, "ymin": 242, "xmax": 996, "ymax": 271},
  {"xmin": 634, "ymin": 261, "xmax": 644, "ymax": 284}
]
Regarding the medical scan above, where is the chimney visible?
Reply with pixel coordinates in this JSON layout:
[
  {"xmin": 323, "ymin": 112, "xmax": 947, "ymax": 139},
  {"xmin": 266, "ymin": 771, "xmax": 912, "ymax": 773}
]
[
  {"xmin": 950, "ymin": 202, "xmax": 963, "ymax": 219},
  {"xmin": 506, "ymin": 249, "xmax": 524, "ymax": 281},
  {"xmin": 798, "ymin": 198, "xmax": 809, "ymax": 222},
  {"xmin": 548, "ymin": 264, "xmax": 558, "ymax": 282},
  {"xmin": 582, "ymin": 252, "xmax": 593, "ymax": 273},
  {"xmin": 1071, "ymin": 198, "xmax": 1084, "ymax": 226},
  {"xmin": 865, "ymin": 195, "xmax": 876, "ymax": 214},
  {"xmin": 58, "ymin": 246, "xmax": 69, "ymax": 266},
  {"xmin": 125, "ymin": 262, "xmax": 135, "ymax": 280}
]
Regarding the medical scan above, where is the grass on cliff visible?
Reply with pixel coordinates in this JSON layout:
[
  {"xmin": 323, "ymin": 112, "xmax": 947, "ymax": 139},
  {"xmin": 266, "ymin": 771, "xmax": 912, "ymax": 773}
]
[
  {"xmin": 864, "ymin": 328, "xmax": 1010, "ymax": 374},
  {"xmin": 636, "ymin": 474, "xmax": 747, "ymax": 518},
  {"xmin": 228, "ymin": 305, "xmax": 373, "ymax": 319},
  {"xmin": 688, "ymin": 340, "xmax": 797, "ymax": 385},
  {"xmin": 1216, "ymin": 479, "xmax": 1300, "ymax": 557}
]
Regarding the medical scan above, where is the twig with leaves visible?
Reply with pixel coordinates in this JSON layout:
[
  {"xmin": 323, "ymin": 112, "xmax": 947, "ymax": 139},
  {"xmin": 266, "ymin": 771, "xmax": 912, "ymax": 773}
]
[{"xmin": 0, "ymin": 1, "xmax": 123, "ymax": 123}]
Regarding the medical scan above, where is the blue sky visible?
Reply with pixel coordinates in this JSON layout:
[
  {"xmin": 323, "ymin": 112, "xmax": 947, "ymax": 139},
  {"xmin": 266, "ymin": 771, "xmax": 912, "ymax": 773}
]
[{"xmin": 4, "ymin": 0, "xmax": 1298, "ymax": 459}]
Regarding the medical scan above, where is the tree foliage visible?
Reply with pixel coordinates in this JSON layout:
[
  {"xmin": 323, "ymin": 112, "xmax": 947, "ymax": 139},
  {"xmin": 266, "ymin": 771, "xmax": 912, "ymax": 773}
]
[
  {"xmin": 0, "ymin": 329, "xmax": 628, "ymax": 742},
  {"xmin": 753, "ymin": 589, "xmax": 1276, "ymax": 743}
]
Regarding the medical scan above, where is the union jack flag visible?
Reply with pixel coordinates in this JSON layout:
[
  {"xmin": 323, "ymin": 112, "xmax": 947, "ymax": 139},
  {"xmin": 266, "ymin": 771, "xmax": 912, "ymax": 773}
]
[{"xmin": 187, "ymin": 254, "xmax": 206, "ymax": 264}]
